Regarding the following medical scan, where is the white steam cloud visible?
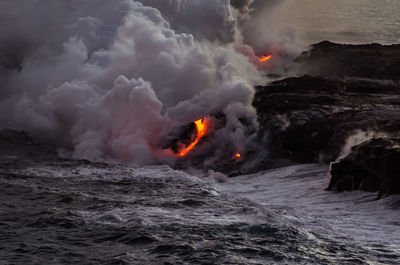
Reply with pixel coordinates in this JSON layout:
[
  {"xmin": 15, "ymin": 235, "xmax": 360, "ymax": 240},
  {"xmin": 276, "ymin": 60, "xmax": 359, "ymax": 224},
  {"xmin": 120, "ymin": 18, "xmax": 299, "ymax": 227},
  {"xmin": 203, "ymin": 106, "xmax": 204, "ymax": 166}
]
[{"xmin": 0, "ymin": 0, "xmax": 292, "ymax": 166}]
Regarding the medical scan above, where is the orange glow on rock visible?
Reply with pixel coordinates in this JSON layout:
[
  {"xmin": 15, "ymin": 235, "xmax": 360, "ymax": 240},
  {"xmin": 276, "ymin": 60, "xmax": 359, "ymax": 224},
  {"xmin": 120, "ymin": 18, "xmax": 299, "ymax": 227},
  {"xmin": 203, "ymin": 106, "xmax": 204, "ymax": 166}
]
[
  {"xmin": 259, "ymin": 55, "xmax": 272, "ymax": 62},
  {"xmin": 177, "ymin": 118, "xmax": 209, "ymax": 156},
  {"xmin": 234, "ymin": 153, "xmax": 241, "ymax": 159}
]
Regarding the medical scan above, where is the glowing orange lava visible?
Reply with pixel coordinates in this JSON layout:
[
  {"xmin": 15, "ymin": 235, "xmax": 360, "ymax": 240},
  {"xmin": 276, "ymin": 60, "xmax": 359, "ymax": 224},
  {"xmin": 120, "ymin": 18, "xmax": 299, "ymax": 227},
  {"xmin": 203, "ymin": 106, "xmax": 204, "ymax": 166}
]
[
  {"xmin": 259, "ymin": 55, "xmax": 272, "ymax": 62},
  {"xmin": 234, "ymin": 153, "xmax": 241, "ymax": 159},
  {"xmin": 177, "ymin": 118, "xmax": 209, "ymax": 156}
]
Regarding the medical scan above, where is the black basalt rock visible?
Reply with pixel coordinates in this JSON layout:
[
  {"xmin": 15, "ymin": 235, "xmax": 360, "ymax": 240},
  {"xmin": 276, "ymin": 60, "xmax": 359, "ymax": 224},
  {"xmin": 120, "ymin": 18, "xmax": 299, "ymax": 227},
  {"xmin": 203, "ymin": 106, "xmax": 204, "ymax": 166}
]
[
  {"xmin": 327, "ymin": 138, "xmax": 400, "ymax": 196},
  {"xmin": 253, "ymin": 75, "xmax": 400, "ymax": 164},
  {"xmin": 296, "ymin": 41, "xmax": 400, "ymax": 80}
]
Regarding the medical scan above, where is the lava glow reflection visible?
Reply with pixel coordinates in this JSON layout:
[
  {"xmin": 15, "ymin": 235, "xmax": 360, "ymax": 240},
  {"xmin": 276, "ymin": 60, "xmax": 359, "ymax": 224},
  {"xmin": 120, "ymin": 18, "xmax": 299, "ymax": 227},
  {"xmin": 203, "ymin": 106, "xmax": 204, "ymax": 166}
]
[{"xmin": 177, "ymin": 118, "xmax": 209, "ymax": 156}]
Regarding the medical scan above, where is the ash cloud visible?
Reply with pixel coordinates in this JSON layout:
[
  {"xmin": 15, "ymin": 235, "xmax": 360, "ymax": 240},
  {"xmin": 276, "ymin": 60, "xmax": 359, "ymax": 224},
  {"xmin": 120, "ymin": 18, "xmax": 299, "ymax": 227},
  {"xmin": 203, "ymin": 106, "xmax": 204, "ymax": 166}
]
[{"xmin": 0, "ymin": 0, "xmax": 294, "ymax": 166}]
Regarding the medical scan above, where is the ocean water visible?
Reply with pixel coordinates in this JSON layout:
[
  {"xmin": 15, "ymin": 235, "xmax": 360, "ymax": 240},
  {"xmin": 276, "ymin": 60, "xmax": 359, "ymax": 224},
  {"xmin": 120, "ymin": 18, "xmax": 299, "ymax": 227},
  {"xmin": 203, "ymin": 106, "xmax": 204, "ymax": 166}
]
[
  {"xmin": 1, "ymin": 1, "xmax": 400, "ymax": 264},
  {"xmin": 276, "ymin": 0, "xmax": 400, "ymax": 44},
  {"xmin": 1, "ymin": 161, "xmax": 399, "ymax": 264}
]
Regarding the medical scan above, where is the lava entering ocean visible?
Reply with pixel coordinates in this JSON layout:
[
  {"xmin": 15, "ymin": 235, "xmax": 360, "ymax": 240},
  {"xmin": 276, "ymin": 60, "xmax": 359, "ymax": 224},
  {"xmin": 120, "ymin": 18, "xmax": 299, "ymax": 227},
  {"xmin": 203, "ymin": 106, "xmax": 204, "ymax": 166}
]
[
  {"xmin": 176, "ymin": 118, "xmax": 210, "ymax": 157},
  {"xmin": 259, "ymin": 55, "xmax": 272, "ymax": 62}
]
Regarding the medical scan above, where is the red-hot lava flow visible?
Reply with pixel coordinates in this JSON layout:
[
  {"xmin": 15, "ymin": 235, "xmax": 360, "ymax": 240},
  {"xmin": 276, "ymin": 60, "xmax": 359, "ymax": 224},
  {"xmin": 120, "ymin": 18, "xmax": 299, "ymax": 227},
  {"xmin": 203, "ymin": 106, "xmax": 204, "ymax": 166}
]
[
  {"xmin": 234, "ymin": 153, "xmax": 241, "ymax": 159},
  {"xmin": 177, "ymin": 118, "xmax": 209, "ymax": 157},
  {"xmin": 259, "ymin": 55, "xmax": 272, "ymax": 63}
]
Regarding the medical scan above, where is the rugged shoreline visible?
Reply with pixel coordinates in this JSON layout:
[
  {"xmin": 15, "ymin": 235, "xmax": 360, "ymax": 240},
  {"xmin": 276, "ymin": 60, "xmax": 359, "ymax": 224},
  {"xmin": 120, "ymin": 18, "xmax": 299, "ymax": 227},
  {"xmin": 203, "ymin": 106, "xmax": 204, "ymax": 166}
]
[
  {"xmin": 2, "ymin": 41, "xmax": 400, "ymax": 196},
  {"xmin": 253, "ymin": 41, "xmax": 400, "ymax": 195}
]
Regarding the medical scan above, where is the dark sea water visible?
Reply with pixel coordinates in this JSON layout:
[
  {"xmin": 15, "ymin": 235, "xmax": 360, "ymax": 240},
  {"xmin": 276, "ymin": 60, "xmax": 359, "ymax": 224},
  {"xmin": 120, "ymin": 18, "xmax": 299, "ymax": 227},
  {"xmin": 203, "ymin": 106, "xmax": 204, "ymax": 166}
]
[
  {"xmin": 1, "ymin": 159, "xmax": 399, "ymax": 264},
  {"xmin": 1, "ymin": 1, "xmax": 400, "ymax": 264}
]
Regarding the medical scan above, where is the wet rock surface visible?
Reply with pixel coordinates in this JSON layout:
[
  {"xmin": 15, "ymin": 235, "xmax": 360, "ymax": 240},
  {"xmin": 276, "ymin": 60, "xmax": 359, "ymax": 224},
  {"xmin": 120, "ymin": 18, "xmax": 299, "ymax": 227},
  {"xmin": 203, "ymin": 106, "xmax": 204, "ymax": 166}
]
[
  {"xmin": 327, "ymin": 138, "xmax": 400, "ymax": 195},
  {"xmin": 253, "ymin": 75, "xmax": 400, "ymax": 164},
  {"xmin": 253, "ymin": 41, "xmax": 400, "ymax": 194}
]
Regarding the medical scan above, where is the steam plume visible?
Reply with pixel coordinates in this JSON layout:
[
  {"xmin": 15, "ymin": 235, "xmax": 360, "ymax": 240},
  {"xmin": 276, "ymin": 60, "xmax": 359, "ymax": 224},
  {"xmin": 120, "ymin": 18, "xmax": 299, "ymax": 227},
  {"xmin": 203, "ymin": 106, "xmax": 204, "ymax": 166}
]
[{"xmin": 0, "ymin": 0, "xmax": 291, "ymax": 166}]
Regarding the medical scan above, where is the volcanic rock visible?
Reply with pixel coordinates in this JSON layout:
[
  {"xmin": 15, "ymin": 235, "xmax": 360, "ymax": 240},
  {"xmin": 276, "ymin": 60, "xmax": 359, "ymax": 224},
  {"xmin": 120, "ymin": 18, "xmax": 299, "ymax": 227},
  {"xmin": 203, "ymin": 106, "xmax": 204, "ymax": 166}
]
[
  {"xmin": 162, "ymin": 121, "xmax": 197, "ymax": 154},
  {"xmin": 253, "ymin": 41, "xmax": 400, "ymax": 194},
  {"xmin": 327, "ymin": 138, "xmax": 400, "ymax": 195},
  {"xmin": 296, "ymin": 41, "xmax": 400, "ymax": 80},
  {"xmin": 253, "ymin": 75, "xmax": 400, "ymax": 163}
]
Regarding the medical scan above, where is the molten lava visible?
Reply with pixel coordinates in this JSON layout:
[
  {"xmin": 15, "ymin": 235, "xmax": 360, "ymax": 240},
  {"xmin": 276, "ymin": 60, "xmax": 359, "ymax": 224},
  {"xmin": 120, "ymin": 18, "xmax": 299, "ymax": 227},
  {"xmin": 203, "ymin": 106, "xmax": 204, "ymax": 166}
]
[
  {"xmin": 259, "ymin": 55, "xmax": 272, "ymax": 62},
  {"xmin": 177, "ymin": 118, "xmax": 209, "ymax": 156},
  {"xmin": 234, "ymin": 153, "xmax": 241, "ymax": 159}
]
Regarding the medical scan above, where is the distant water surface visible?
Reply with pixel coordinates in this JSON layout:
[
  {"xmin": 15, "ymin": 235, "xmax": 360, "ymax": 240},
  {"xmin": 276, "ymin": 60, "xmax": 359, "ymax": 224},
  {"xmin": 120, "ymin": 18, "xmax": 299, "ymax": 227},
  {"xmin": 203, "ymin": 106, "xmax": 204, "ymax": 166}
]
[{"xmin": 276, "ymin": 0, "xmax": 400, "ymax": 44}]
